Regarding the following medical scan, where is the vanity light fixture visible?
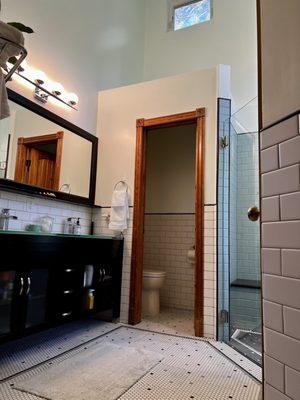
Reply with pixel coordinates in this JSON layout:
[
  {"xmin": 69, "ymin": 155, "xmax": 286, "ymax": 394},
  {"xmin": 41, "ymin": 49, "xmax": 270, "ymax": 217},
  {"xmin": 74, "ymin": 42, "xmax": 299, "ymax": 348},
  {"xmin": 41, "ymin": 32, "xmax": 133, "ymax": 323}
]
[
  {"xmin": 6, "ymin": 60, "xmax": 79, "ymax": 110},
  {"xmin": 34, "ymin": 70, "xmax": 48, "ymax": 103}
]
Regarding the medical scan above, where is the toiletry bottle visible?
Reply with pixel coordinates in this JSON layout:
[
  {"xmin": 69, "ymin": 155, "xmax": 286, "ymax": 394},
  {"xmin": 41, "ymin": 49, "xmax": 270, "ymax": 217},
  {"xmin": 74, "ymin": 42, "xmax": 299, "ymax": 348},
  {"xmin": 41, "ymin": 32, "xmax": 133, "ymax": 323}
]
[
  {"xmin": 64, "ymin": 217, "xmax": 72, "ymax": 234},
  {"xmin": 74, "ymin": 218, "xmax": 81, "ymax": 235},
  {"xmin": 85, "ymin": 289, "xmax": 95, "ymax": 311}
]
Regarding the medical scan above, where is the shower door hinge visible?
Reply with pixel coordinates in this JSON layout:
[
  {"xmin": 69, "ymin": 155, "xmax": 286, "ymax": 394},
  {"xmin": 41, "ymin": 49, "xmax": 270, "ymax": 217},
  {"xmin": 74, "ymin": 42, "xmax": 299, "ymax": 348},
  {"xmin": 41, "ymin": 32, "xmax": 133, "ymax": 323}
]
[
  {"xmin": 220, "ymin": 309, "xmax": 229, "ymax": 323},
  {"xmin": 219, "ymin": 136, "xmax": 229, "ymax": 149}
]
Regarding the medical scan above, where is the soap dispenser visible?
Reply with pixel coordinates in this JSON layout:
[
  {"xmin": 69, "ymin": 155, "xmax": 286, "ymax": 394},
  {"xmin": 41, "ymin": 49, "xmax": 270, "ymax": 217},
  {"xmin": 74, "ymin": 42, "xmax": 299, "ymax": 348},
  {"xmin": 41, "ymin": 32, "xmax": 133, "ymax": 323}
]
[{"xmin": 74, "ymin": 218, "xmax": 81, "ymax": 235}]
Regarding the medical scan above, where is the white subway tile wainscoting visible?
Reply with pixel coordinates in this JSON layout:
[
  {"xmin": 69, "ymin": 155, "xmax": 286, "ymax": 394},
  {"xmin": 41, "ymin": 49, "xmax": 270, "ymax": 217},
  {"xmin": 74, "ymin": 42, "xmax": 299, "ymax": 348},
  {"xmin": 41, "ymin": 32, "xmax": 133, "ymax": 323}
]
[
  {"xmin": 93, "ymin": 205, "xmax": 217, "ymax": 339},
  {"xmin": 143, "ymin": 214, "xmax": 196, "ymax": 312},
  {"xmin": 0, "ymin": 190, "xmax": 92, "ymax": 234}
]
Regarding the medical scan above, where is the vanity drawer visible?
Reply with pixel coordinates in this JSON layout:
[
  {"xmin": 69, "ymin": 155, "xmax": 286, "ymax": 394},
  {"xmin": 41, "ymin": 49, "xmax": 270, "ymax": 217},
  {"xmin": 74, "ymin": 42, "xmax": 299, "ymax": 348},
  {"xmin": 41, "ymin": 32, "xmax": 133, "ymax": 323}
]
[
  {"xmin": 48, "ymin": 283, "xmax": 81, "ymax": 322},
  {"xmin": 52, "ymin": 267, "xmax": 83, "ymax": 291}
]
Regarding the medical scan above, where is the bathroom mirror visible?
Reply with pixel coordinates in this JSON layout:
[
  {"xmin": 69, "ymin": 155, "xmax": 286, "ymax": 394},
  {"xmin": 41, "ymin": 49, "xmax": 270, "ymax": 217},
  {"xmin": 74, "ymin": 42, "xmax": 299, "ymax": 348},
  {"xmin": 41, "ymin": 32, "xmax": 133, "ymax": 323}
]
[{"xmin": 0, "ymin": 89, "xmax": 98, "ymax": 205}]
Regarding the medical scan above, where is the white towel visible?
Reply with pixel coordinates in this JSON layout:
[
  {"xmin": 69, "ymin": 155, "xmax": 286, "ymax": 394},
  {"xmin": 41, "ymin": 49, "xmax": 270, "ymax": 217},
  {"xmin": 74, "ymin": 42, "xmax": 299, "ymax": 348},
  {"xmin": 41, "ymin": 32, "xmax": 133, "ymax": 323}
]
[
  {"xmin": 109, "ymin": 188, "xmax": 129, "ymax": 232},
  {"xmin": 0, "ymin": 21, "xmax": 25, "ymax": 68},
  {"xmin": 0, "ymin": 70, "xmax": 9, "ymax": 119},
  {"xmin": 0, "ymin": 21, "xmax": 25, "ymax": 120}
]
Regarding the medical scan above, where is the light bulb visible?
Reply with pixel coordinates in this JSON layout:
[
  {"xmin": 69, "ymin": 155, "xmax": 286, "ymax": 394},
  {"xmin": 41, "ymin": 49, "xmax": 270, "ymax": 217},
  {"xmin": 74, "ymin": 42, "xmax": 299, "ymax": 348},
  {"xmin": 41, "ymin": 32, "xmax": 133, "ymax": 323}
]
[
  {"xmin": 51, "ymin": 82, "xmax": 64, "ymax": 96},
  {"xmin": 66, "ymin": 92, "xmax": 79, "ymax": 106}
]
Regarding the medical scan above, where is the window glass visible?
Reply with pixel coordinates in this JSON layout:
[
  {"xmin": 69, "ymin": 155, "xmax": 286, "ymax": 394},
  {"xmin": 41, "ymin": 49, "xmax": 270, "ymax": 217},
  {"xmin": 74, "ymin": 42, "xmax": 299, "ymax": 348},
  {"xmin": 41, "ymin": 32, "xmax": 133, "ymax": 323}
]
[{"xmin": 174, "ymin": 0, "xmax": 211, "ymax": 31}]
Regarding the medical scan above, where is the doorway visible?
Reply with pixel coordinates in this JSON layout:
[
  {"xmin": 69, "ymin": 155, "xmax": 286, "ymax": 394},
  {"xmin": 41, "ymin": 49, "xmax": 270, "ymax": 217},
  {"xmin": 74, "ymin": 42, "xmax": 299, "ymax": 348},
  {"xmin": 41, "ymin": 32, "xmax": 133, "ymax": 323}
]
[
  {"xmin": 217, "ymin": 97, "xmax": 261, "ymax": 364},
  {"xmin": 14, "ymin": 132, "xmax": 64, "ymax": 191},
  {"xmin": 128, "ymin": 110, "xmax": 205, "ymax": 337}
]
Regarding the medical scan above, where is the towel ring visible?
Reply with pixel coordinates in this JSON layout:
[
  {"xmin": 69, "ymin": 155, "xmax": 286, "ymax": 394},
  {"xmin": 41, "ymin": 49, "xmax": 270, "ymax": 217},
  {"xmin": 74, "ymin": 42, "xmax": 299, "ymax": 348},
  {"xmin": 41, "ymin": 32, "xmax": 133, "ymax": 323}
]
[{"xmin": 114, "ymin": 180, "xmax": 129, "ymax": 192}]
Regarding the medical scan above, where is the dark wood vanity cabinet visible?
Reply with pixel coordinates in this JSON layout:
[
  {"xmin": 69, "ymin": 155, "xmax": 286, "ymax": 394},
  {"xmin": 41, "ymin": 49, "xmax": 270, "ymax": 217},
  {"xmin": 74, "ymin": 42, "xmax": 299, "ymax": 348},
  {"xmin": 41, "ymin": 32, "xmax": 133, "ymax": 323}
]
[{"xmin": 0, "ymin": 233, "xmax": 124, "ymax": 343}]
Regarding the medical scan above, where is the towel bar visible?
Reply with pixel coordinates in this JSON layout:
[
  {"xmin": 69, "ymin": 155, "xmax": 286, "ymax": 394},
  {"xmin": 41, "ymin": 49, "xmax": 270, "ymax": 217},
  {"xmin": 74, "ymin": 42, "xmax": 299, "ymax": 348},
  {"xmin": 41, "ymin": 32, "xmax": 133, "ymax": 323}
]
[
  {"xmin": 0, "ymin": 36, "xmax": 27, "ymax": 82},
  {"xmin": 114, "ymin": 180, "xmax": 129, "ymax": 192}
]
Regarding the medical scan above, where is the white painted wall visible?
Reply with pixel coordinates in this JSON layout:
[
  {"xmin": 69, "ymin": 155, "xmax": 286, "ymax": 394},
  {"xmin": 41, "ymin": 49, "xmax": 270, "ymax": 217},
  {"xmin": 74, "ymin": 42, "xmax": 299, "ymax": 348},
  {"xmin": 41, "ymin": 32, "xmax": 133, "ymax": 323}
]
[
  {"xmin": 145, "ymin": 124, "xmax": 196, "ymax": 213},
  {"xmin": 1, "ymin": 0, "xmax": 146, "ymax": 134},
  {"xmin": 259, "ymin": 0, "xmax": 300, "ymax": 127},
  {"xmin": 1, "ymin": 0, "xmax": 257, "ymax": 132},
  {"xmin": 95, "ymin": 67, "xmax": 221, "ymax": 206},
  {"xmin": 143, "ymin": 0, "xmax": 257, "ymax": 111}
]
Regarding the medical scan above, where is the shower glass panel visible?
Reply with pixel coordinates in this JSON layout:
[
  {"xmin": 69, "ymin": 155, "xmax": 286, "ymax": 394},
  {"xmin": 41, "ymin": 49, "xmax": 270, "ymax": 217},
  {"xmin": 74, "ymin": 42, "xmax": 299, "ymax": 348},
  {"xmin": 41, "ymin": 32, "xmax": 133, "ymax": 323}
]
[{"xmin": 217, "ymin": 97, "xmax": 261, "ymax": 365}]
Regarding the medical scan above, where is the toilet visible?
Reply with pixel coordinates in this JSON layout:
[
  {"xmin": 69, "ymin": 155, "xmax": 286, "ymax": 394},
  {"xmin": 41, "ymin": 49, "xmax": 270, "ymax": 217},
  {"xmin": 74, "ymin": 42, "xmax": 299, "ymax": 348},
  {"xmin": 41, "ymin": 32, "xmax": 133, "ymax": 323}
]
[{"xmin": 142, "ymin": 269, "xmax": 166, "ymax": 317}]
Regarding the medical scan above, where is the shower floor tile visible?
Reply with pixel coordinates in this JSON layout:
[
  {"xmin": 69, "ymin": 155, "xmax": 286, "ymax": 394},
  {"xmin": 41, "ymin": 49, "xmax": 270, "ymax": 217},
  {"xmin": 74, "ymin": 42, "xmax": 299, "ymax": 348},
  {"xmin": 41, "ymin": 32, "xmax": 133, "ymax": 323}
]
[
  {"xmin": 210, "ymin": 341, "xmax": 262, "ymax": 382},
  {"xmin": 137, "ymin": 307, "xmax": 195, "ymax": 337},
  {"xmin": 0, "ymin": 322, "xmax": 261, "ymax": 400}
]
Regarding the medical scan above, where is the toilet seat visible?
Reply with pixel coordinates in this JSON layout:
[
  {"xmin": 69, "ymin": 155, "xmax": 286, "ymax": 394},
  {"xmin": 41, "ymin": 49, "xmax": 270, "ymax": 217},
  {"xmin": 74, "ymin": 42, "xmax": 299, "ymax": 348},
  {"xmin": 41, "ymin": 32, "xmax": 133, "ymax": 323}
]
[{"xmin": 143, "ymin": 269, "xmax": 166, "ymax": 278}]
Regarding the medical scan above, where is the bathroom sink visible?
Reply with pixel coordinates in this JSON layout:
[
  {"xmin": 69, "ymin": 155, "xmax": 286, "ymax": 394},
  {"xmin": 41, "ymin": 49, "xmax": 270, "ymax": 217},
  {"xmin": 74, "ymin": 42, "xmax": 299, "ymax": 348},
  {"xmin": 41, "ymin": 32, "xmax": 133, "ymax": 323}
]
[{"xmin": 0, "ymin": 230, "xmax": 120, "ymax": 240}]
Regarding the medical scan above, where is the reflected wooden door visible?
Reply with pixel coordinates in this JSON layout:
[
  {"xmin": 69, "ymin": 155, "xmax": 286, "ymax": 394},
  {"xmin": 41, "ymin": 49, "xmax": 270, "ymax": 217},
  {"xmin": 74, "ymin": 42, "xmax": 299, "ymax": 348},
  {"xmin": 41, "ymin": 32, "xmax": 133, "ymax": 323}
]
[
  {"xmin": 14, "ymin": 132, "xmax": 63, "ymax": 191},
  {"xmin": 26, "ymin": 147, "xmax": 55, "ymax": 188}
]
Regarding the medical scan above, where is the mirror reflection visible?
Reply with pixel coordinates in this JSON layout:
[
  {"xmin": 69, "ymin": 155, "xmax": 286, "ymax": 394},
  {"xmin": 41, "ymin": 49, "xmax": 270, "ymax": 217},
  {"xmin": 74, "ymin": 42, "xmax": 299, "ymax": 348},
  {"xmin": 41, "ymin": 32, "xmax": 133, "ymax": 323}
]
[{"xmin": 0, "ymin": 100, "xmax": 92, "ymax": 198}]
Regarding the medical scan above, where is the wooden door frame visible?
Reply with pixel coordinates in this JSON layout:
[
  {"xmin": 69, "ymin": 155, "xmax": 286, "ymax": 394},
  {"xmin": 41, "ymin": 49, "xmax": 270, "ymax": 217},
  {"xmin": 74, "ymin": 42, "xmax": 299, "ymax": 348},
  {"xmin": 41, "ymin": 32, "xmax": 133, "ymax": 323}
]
[
  {"xmin": 15, "ymin": 132, "xmax": 64, "ymax": 191},
  {"xmin": 128, "ymin": 109, "xmax": 206, "ymax": 337}
]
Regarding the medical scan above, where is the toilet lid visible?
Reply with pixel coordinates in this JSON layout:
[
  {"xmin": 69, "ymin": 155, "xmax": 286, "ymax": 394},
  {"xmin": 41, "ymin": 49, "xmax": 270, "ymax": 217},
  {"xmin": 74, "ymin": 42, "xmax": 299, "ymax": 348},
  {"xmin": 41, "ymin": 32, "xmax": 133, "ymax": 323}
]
[{"xmin": 143, "ymin": 269, "xmax": 166, "ymax": 278}]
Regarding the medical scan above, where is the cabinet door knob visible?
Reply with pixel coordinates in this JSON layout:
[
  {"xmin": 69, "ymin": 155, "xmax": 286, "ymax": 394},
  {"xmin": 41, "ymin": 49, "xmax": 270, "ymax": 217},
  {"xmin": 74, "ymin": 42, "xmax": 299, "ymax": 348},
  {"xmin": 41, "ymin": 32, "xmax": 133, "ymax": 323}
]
[{"xmin": 247, "ymin": 206, "xmax": 260, "ymax": 221}]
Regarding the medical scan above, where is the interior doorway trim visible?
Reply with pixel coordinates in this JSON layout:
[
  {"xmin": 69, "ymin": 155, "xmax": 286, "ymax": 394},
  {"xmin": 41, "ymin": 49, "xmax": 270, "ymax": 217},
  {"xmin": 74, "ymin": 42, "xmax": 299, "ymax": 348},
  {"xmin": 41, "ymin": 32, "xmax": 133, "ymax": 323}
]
[
  {"xmin": 128, "ymin": 109, "xmax": 206, "ymax": 337},
  {"xmin": 15, "ymin": 131, "xmax": 64, "ymax": 191}
]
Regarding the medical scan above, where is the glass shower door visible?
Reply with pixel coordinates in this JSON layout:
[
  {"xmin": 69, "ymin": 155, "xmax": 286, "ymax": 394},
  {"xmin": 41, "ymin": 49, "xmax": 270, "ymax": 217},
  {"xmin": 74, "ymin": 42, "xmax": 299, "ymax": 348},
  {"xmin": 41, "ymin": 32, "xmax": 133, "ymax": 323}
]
[
  {"xmin": 217, "ymin": 97, "xmax": 261, "ymax": 365},
  {"xmin": 228, "ymin": 128, "xmax": 261, "ymax": 364}
]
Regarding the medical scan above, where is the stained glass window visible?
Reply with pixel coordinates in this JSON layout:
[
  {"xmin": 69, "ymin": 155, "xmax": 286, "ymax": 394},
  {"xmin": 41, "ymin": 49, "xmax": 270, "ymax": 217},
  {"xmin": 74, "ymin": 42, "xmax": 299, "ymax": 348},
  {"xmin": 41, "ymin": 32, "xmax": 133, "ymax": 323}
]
[{"xmin": 174, "ymin": 0, "xmax": 211, "ymax": 31}]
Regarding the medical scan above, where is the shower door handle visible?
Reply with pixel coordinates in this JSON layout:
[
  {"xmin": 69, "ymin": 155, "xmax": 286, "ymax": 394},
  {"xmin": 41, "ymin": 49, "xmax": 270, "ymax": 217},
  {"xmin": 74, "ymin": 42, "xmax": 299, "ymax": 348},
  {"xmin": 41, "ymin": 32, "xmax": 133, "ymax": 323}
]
[{"xmin": 247, "ymin": 206, "xmax": 260, "ymax": 221}]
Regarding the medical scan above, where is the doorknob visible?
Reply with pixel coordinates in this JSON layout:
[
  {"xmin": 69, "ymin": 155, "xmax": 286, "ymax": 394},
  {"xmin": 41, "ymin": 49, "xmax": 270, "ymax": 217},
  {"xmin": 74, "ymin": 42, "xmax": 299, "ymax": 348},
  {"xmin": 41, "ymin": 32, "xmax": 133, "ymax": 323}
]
[{"xmin": 247, "ymin": 206, "xmax": 260, "ymax": 221}]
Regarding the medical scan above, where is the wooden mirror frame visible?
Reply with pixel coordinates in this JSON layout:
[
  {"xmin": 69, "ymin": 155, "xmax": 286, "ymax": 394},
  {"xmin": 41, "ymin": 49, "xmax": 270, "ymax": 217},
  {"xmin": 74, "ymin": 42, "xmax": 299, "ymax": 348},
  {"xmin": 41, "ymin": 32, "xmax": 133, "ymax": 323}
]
[{"xmin": 0, "ymin": 89, "xmax": 98, "ymax": 206}]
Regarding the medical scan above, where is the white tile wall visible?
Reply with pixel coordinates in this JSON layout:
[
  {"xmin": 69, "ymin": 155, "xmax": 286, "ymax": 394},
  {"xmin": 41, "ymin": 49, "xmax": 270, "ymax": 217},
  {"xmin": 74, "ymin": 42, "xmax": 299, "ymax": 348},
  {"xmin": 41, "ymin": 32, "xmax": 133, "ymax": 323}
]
[
  {"xmin": 261, "ymin": 114, "xmax": 300, "ymax": 399},
  {"xmin": 143, "ymin": 214, "xmax": 196, "ymax": 311},
  {"xmin": 93, "ymin": 205, "xmax": 217, "ymax": 339},
  {"xmin": 0, "ymin": 190, "xmax": 92, "ymax": 234},
  {"xmin": 203, "ymin": 205, "xmax": 217, "ymax": 338},
  {"xmin": 236, "ymin": 133, "xmax": 260, "ymax": 282}
]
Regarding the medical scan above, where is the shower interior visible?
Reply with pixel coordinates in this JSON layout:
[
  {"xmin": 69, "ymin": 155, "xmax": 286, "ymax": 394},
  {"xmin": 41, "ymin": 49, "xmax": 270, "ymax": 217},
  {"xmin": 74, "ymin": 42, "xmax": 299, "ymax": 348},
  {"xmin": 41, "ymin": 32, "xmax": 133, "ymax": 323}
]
[{"xmin": 217, "ymin": 98, "xmax": 261, "ymax": 365}]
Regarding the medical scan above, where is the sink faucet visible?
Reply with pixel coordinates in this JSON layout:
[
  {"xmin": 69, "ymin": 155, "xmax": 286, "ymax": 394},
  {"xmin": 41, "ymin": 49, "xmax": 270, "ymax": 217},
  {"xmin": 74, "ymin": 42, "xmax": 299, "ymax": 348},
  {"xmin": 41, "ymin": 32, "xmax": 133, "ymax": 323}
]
[{"xmin": 0, "ymin": 209, "xmax": 18, "ymax": 230}]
